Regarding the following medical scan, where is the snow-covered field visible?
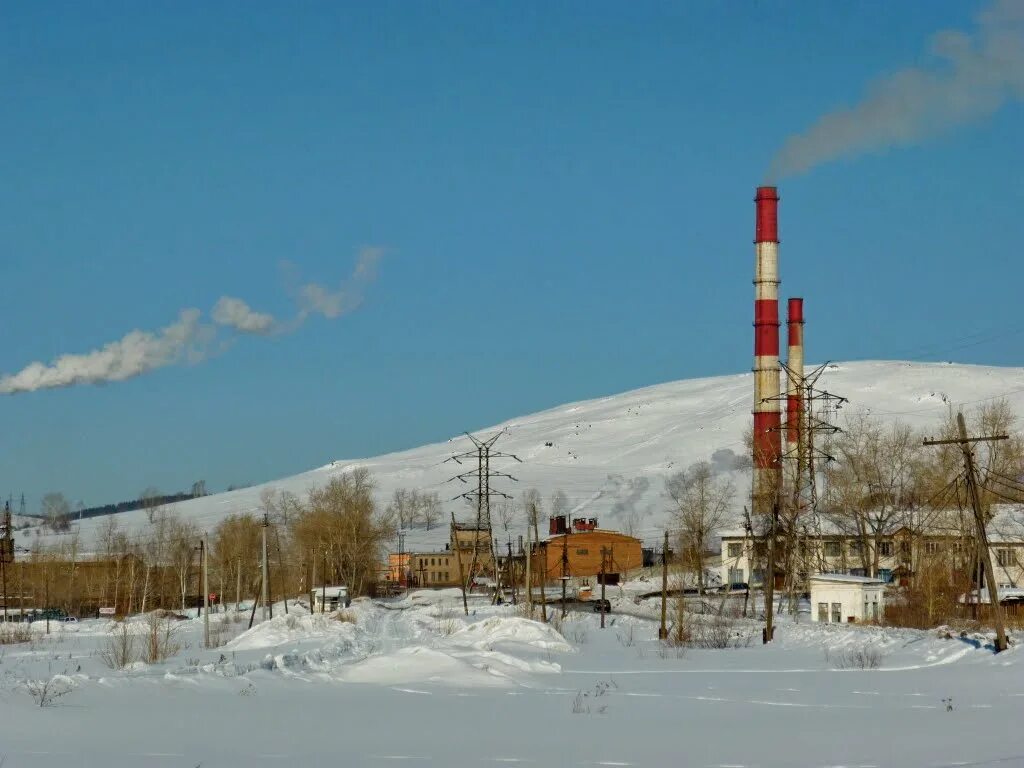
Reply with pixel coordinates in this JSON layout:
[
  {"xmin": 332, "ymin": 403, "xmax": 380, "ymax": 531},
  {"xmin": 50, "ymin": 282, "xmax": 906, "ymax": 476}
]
[
  {"xmin": 25, "ymin": 360, "xmax": 1024, "ymax": 554},
  {"xmin": 2, "ymin": 592, "xmax": 1022, "ymax": 767}
]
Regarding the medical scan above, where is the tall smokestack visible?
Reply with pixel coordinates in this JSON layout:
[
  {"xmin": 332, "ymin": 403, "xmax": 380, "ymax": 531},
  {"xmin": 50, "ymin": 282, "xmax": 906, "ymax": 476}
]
[
  {"xmin": 786, "ymin": 298, "xmax": 805, "ymax": 495},
  {"xmin": 753, "ymin": 186, "xmax": 781, "ymax": 512}
]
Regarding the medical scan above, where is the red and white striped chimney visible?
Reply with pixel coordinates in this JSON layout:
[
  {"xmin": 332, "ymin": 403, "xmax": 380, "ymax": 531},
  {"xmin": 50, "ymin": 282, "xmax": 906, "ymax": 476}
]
[
  {"xmin": 786, "ymin": 297, "xmax": 804, "ymax": 473},
  {"xmin": 753, "ymin": 186, "xmax": 781, "ymax": 510}
]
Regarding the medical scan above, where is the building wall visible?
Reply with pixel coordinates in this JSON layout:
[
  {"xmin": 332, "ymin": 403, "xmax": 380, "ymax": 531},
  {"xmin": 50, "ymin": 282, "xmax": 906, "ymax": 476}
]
[
  {"xmin": 720, "ymin": 533, "xmax": 1024, "ymax": 591},
  {"xmin": 409, "ymin": 552, "xmax": 459, "ymax": 587},
  {"xmin": 452, "ymin": 527, "xmax": 494, "ymax": 571},
  {"xmin": 810, "ymin": 581, "xmax": 885, "ymax": 623},
  {"xmin": 538, "ymin": 531, "xmax": 642, "ymax": 582}
]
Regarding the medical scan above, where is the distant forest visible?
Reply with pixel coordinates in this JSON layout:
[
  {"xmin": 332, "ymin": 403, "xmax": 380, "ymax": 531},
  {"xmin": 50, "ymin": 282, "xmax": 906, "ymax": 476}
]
[{"xmin": 72, "ymin": 492, "xmax": 199, "ymax": 520}]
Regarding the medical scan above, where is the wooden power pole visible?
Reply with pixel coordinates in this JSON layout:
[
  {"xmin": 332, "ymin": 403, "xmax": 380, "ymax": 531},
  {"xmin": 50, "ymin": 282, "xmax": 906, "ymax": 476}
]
[
  {"xmin": 599, "ymin": 547, "xmax": 608, "ymax": 629},
  {"xmin": 202, "ymin": 534, "xmax": 210, "ymax": 649},
  {"xmin": 659, "ymin": 531, "xmax": 669, "ymax": 640},
  {"xmin": 533, "ymin": 508, "xmax": 547, "ymax": 623},
  {"xmin": 525, "ymin": 523, "xmax": 533, "ymax": 614},
  {"xmin": 452, "ymin": 512, "xmax": 469, "ymax": 616},
  {"xmin": 764, "ymin": 498, "xmax": 778, "ymax": 644},
  {"xmin": 261, "ymin": 514, "xmax": 270, "ymax": 621},
  {"xmin": 561, "ymin": 527, "xmax": 570, "ymax": 618},
  {"xmin": 924, "ymin": 412, "xmax": 1009, "ymax": 652}
]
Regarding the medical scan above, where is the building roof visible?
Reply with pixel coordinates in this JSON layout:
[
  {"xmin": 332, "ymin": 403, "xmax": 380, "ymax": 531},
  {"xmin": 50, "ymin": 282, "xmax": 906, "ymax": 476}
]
[
  {"xmin": 544, "ymin": 528, "xmax": 641, "ymax": 544},
  {"xmin": 809, "ymin": 574, "xmax": 885, "ymax": 586}
]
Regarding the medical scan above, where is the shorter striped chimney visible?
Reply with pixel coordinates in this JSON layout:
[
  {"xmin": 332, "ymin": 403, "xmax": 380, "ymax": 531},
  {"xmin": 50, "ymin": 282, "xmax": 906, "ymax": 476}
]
[{"xmin": 786, "ymin": 297, "xmax": 804, "ymax": 453}]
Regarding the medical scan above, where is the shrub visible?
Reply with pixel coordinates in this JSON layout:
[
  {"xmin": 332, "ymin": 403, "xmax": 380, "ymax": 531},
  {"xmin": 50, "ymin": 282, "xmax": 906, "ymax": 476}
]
[
  {"xmin": 101, "ymin": 621, "xmax": 138, "ymax": 669},
  {"xmin": 333, "ymin": 610, "xmax": 357, "ymax": 625},
  {"xmin": 0, "ymin": 623, "xmax": 32, "ymax": 645},
  {"xmin": 25, "ymin": 674, "xmax": 76, "ymax": 707},
  {"xmin": 143, "ymin": 613, "xmax": 181, "ymax": 663},
  {"xmin": 828, "ymin": 644, "xmax": 883, "ymax": 669}
]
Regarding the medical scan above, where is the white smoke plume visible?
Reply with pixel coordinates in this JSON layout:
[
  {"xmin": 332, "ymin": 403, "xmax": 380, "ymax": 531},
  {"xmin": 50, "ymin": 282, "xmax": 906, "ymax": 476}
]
[
  {"xmin": 212, "ymin": 296, "xmax": 276, "ymax": 335},
  {"xmin": 0, "ymin": 247, "xmax": 385, "ymax": 395},
  {"xmin": 0, "ymin": 309, "xmax": 211, "ymax": 395},
  {"xmin": 298, "ymin": 246, "xmax": 384, "ymax": 320},
  {"xmin": 770, "ymin": 0, "xmax": 1024, "ymax": 179}
]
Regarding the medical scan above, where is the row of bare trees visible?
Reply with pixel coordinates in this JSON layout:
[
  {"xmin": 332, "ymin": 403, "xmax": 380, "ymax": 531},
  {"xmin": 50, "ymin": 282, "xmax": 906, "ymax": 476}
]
[
  {"xmin": 733, "ymin": 400, "xmax": 1024, "ymax": 626},
  {"xmin": 15, "ymin": 469, "xmax": 396, "ymax": 617}
]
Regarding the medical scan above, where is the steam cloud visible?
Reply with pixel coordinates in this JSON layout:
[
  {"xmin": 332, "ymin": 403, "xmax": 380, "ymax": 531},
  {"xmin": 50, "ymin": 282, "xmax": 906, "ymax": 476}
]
[
  {"xmin": 0, "ymin": 310, "xmax": 210, "ymax": 394},
  {"xmin": 770, "ymin": 0, "xmax": 1024, "ymax": 178},
  {"xmin": 0, "ymin": 248, "xmax": 385, "ymax": 395},
  {"xmin": 212, "ymin": 297, "xmax": 276, "ymax": 335},
  {"xmin": 299, "ymin": 247, "xmax": 384, "ymax": 320}
]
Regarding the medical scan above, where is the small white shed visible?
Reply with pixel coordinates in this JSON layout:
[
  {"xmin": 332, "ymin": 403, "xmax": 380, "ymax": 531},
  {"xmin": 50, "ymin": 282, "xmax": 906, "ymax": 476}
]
[
  {"xmin": 810, "ymin": 574, "xmax": 885, "ymax": 624},
  {"xmin": 311, "ymin": 586, "xmax": 350, "ymax": 613}
]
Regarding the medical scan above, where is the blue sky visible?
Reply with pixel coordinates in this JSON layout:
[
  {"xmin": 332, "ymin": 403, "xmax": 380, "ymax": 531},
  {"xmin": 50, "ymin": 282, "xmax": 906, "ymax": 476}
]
[{"xmin": 1, "ymin": 1, "xmax": 1022, "ymax": 508}]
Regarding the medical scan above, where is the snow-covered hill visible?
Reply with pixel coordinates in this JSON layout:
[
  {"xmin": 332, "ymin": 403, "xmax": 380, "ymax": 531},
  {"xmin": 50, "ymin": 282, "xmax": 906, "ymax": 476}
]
[{"xmin": 30, "ymin": 361, "xmax": 1024, "ymax": 550}]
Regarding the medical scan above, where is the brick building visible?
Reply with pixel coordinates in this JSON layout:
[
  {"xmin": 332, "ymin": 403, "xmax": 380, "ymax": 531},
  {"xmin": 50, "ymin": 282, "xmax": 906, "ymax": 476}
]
[{"xmin": 533, "ymin": 517, "xmax": 643, "ymax": 586}]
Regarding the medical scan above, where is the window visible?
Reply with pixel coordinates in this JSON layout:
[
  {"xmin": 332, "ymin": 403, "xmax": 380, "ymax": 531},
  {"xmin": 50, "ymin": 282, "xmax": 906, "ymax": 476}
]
[
  {"xmin": 727, "ymin": 543, "xmax": 743, "ymax": 558},
  {"xmin": 577, "ymin": 548, "xmax": 589, "ymax": 555},
  {"xmin": 831, "ymin": 602, "xmax": 842, "ymax": 623},
  {"xmin": 752, "ymin": 568, "xmax": 765, "ymax": 585},
  {"xmin": 728, "ymin": 567, "xmax": 744, "ymax": 584},
  {"xmin": 850, "ymin": 568, "xmax": 866, "ymax": 577},
  {"xmin": 879, "ymin": 541, "xmax": 893, "ymax": 557},
  {"xmin": 997, "ymin": 549, "xmax": 1014, "ymax": 567},
  {"xmin": 925, "ymin": 541, "xmax": 941, "ymax": 555},
  {"xmin": 431, "ymin": 558, "xmax": 436, "ymax": 566},
  {"xmin": 817, "ymin": 602, "xmax": 828, "ymax": 622},
  {"xmin": 849, "ymin": 540, "xmax": 864, "ymax": 556},
  {"xmin": 878, "ymin": 568, "xmax": 893, "ymax": 583},
  {"xmin": 824, "ymin": 541, "xmax": 841, "ymax": 557}
]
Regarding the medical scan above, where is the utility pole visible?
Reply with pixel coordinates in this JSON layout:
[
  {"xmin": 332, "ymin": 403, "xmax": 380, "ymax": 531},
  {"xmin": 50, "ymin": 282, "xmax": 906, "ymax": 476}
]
[
  {"xmin": 561, "ymin": 526, "xmax": 570, "ymax": 618},
  {"xmin": 532, "ymin": 506, "xmax": 547, "ymax": 623},
  {"xmin": 924, "ymin": 413, "xmax": 1009, "ymax": 652},
  {"xmin": 202, "ymin": 535, "xmax": 210, "ymax": 649},
  {"xmin": 763, "ymin": 494, "xmax": 777, "ymax": 644},
  {"xmin": 322, "ymin": 550, "xmax": 327, "ymax": 613},
  {"xmin": 599, "ymin": 547, "xmax": 608, "ymax": 629},
  {"xmin": 659, "ymin": 531, "xmax": 668, "ymax": 640},
  {"xmin": 525, "ymin": 523, "xmax": 533, "ymax": 615},
  {"xmin": 261, "ymin": 514, "xmax": 270, "ymax": 621},
  {"xmin": 236, "ymin": 558, "xmax": 241, "ymax": 613},
  {"xmin": 445, "ymin": 430, "xmax": 522, "ymax": 604},
  {"xmin": 451, "ymin": 512, "xmax": 469, "ymax": 616},
  {"xmin": 0, "ymin": 503, "xmax": 12, "ymax": 623},
  {"xmin": 309, "ymin": 548, "xmax": 316, "ymax": 609},
  {"xmin": 273, "ymin": 526, "xmax": 289, "ymax": 615}
]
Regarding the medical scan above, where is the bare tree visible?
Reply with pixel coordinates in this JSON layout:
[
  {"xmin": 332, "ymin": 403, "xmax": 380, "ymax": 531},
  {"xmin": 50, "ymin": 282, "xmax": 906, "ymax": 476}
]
[
  {"xmin": 141, "ymin": 487, "xmax": 163, "ymax": 525},
  {"xmin": 666, "ymin": 462, "xmax": 734, "ymax": 596},
  {"xmin": 41, "ymin": 492, "xmax": 71, "ymax": 531},
  {"xmin": 419, "ymin": 492, "xmax": 442, "ymax": 531},
  {"xmin": 386, "ymin": 489, "xmax": 418, "ymax": 530},
  {"xmin": 823, "ymin": 415, "xmax": 922, "ymax": 576},
  {"xmin": 292, "ymin": 469, "xmax": 395, "ymax": 596}
]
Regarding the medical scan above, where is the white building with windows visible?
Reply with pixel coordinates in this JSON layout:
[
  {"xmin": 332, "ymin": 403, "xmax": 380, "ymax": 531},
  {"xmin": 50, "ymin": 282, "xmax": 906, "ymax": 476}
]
[
  {"xmin": 810, "ymin": 574, "xmax": 885, "ymax": 624},
  {"xmin": 718, "ymin": 507, "xmax": 1024, "ymax": 594}
]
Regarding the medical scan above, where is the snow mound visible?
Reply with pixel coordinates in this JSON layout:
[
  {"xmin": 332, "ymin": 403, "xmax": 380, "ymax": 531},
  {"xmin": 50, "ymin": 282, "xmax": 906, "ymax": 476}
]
[
  {"xmin": 449, "ymin": 616, "xmax": 574, "ymax": 652},
  {"xmin": 226, "ymin": 613, "xmax": 357, "ymax": 651},
  {"xmin": 337, "ymin": 645, "xmax": 558, "ymax": 687}
]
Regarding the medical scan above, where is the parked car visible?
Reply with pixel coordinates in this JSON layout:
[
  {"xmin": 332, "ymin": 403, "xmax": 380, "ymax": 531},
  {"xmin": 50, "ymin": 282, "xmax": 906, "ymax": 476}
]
[
  {"xmin": 718, "ymin": 582, "xmax": 749, "ymax": 593},
  {"xmin": 591, "ymin": 599, "xmax": 612, "ymax": 613}
]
